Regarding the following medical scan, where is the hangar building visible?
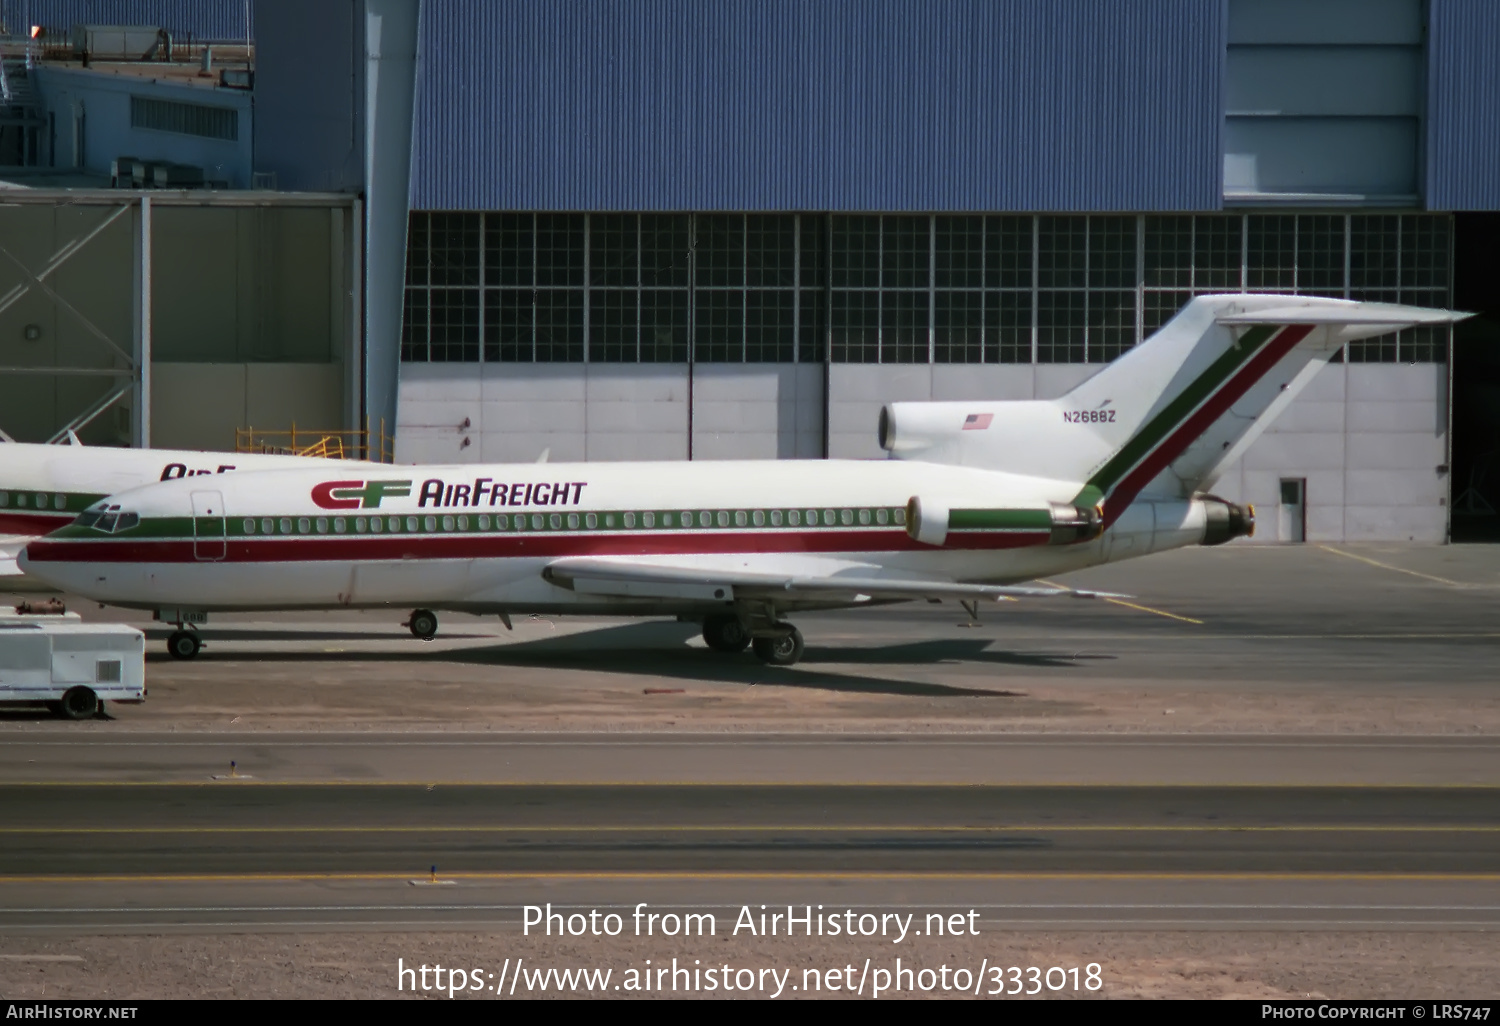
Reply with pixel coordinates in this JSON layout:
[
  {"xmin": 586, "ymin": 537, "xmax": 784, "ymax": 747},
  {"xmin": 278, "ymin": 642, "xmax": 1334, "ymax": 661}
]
[{"xmin": 2, "ymin": 0, "xmax": 1498, "ymax": 543}]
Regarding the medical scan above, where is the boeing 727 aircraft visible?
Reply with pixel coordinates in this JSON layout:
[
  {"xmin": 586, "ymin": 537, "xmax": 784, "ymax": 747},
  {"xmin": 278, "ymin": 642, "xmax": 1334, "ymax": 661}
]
[{"xmin": 19, "ymin": 296, "xmax": 1469, "ymax": 665}]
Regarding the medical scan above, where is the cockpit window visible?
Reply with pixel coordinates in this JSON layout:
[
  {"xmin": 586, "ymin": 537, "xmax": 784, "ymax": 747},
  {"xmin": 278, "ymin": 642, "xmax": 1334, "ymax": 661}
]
[{"xmin": 78, "ymin": 506, "xmax": 138, "ymax": 534}]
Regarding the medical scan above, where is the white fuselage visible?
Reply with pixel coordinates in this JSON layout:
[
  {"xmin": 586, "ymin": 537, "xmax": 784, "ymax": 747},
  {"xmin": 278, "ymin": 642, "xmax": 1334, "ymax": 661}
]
[{"xmin": 19, "ymin": 458, "xmax": 1212, "ymax": 616}]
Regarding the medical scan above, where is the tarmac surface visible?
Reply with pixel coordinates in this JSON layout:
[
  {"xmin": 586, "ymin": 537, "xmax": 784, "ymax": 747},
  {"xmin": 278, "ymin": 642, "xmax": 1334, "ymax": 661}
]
[{"xmin": 1, "ymin": 544, "xmax": 1499, "ymax": 996}]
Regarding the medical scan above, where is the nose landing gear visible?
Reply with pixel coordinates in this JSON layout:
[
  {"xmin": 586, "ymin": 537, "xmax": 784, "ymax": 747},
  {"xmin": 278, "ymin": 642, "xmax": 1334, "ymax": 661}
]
[{"xmin": 166, "ymin": 628, "xmax": 201, "ymax": 660}]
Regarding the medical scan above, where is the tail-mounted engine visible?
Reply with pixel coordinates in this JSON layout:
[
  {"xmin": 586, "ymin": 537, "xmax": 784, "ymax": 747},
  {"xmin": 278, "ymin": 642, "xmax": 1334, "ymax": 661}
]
[
  {"xmin": 1200, "ymin": 496, "xmax": 1256, "ymax": 545},
  {"xmin": 906, "ymin": 496, "xmax": 1104, "ymax": 548}
]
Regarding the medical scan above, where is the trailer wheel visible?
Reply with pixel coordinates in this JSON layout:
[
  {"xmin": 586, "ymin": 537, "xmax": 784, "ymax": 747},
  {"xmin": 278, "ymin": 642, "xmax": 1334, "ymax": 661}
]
[
  {"xmin": 167, "ymin": 630, "xmax": 201, "ymax": 660},
  {"xmin": 57, "ymin": 686, "xmax": 98, "ymax": 721}
]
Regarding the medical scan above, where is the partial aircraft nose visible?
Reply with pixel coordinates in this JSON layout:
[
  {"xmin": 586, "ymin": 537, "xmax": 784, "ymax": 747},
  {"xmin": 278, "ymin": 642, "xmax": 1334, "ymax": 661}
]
[{"xmin": 16, "ymin": 498, "xmax": 153, "ymax": 598}]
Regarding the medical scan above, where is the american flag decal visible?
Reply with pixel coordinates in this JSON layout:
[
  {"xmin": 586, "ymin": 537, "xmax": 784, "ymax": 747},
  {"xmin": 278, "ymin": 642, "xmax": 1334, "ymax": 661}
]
[{"xmin": 962, "ymin": 413, "xmax": 993, "ymax": 430}]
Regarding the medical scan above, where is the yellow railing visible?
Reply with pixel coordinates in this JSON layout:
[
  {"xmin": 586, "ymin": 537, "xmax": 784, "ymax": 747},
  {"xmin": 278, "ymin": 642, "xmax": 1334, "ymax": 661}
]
[{"xmin": 235, "ymin": 421, "xmax": 394, "ymax": 463}]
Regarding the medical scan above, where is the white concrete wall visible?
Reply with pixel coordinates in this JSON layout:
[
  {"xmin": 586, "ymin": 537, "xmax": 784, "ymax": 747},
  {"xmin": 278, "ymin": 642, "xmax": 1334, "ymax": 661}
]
[
  {"xmin": 691, "ymin": 364, "xmax": 823, "ymax": 459},
  {"xmin": 396, "ymin": 364, "xmax": 691, "ymax": 465},
  {"xmin": 1212, "ymin": 363, "xmax": 1448, "ymax": 543}
]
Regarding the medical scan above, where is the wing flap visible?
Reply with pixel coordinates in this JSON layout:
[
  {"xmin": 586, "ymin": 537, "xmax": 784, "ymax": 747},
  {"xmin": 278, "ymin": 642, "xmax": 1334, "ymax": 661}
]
[{"xmin": 542, "ymin": 556, "xmax": 1125, "ymax": 603}]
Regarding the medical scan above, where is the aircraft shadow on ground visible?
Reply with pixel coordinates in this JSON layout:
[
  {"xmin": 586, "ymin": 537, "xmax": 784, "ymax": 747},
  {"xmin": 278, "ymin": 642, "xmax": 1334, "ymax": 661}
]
[{"xmin": 145, "ymin": 621, "xmax": 1114, "ymax": 698}]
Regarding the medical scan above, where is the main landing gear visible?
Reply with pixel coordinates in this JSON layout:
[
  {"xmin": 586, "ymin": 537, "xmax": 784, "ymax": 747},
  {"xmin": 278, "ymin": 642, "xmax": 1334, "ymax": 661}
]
[
  {"xmin": 701, "ymin": 613, "xmax": 805, "ymax": 666},
  {"xmin": 407, "ymin": 609, "xmax": 439, "ymax": 641}
]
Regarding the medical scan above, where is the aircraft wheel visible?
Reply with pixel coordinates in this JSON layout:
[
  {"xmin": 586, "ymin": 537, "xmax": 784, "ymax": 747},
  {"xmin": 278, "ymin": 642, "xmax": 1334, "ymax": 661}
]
[
  {"xmin": 166, "ymin": 630, "xmax": 201, "ymax": 660},
  {"xmin": 751, "ymin": 625, "xmax": 804, "ymax": 667},
  {"xmin": 409, "ymin": 609, "xmax": 439, "ymax": 641},
  {"xmin": 57, "ymin": 686, "xmax": 98, "ymax": 720},
  {"xmin": 702, "ymin": 614, "xmax": 751, "ymax": 653}
]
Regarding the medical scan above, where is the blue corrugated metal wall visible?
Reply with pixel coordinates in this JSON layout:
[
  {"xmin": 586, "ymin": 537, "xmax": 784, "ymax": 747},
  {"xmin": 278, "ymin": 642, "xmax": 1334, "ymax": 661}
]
[
  {"xmin": 6, "ymin": 0, "xmax": 250, "ymax": 42},
  {"xmin": 1427, "ymin": 0, "xmax": 1500, "ymax": 210},
  {"xmin": 411, "ymin": 0, "xmax": 1225, "ymax": 212}
]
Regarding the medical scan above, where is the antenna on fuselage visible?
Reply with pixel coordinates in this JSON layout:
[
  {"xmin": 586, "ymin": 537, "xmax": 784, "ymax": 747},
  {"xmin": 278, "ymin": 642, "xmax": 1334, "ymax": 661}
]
[{"xmin": 536, "ymin": 448, "xmax": 550, "ymax": 464}]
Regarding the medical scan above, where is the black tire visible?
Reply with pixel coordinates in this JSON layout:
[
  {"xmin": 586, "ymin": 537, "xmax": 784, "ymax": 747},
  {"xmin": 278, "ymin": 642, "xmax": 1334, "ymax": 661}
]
[
  {"xmin": 57, "ymin": 686, "xmax": 97, "ymax": 720},
  {"xmin": 751, "ymin": 625, "xmax": 804, "ymax": 667},
  {"xmin": 166, "ymin": 630, "xmax": 200, "ymax": 660},
  {"xmin": 409, "ymin": 609, "xmax": 438, "ymax": 640},
  {"xmin": 702, "ymin": 614, "xmax": 751, "ymax": 653}
]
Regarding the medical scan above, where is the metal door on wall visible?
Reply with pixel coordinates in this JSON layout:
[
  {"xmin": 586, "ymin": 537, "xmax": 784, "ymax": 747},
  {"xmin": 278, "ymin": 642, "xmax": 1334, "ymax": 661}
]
[
  {"xmin": 1278, "ymin": 478, "xmax": 1306, "ymax": 543},
  {"xmin": 190, "ymin": 490, "xmax": 226, "ymax": 561}
]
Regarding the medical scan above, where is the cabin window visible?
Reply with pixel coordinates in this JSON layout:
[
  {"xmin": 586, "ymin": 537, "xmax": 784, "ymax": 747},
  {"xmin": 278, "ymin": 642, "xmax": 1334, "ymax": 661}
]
[
  {"xmin": 642, "ymin": 511, "xmax": 655, "ymax": 528},
  {"xmin": 840, "ymin": 509, "xmax": 853, "ymax": 525},
  {"xmin": 34, "ymin": 493, "xmax": 45, "ymax": 508},
  {"xmin": 876, "ymin": 508, "xmax": 889, "ymax": 524},
  {"xmin": 770, "ymin": 509, "xmax": 782, "ymax": 526},
  {"xmin": 716, "ymin": 511, "xmax": 729, "ymax": 527},
  {"xmin": 297, "ymin": 518, "xmax": 311, "ymax": 533},
  {"xmin": 442, "ymin": 515, "xmax": 455, "ymax": 531},
  {"xmin": 316, "ymin": 518, "xmax": 328, "ymax": 533},
  {"xmin": 53, "ymin": 494, "xmax": 65, "ymax": 510},
  {"xmin": 280, "ymin": 518, "xmax": 293, "ymax": 534},
  {"xmin": 458, "ymin": 515, "xmax": 469, "ymax": 530},
  {"xmin": 680, "ymin": 511, "xmax": 692, "ymax": 526},
  {"xmin": 567, "ymin": 513, "xmax": 579, "ymax": 529},
  {"xmin": 496, "ymin": 514, "xmax": 508, "ymax": 530},
  {"xmin": 370, "ymin": 516, "xmax": 383, "ymax": 533},
  {"xmin": 788, "ymin": 509, "xmax": 800, "ymax": 526},
  {"xmin": 531, "ymin": 514, "xmax": 544, "ymax": 530},
  {"xmin": 261, "ymin": 518, "xmax": 273, "ymax": 534},
  {"xmin": 334, "ymin": 518, "xmax": 347, "ymax": 533},
  {"xmin": 699, "ymin": 511, "xmax": 712, "ymax": 527},
  {"xmin": 585, "ymin": 513, "xmax": 597, "ymax": 529},
  {"xmin": 752, "ymin": 510, "xmax": 765, "ymax": 526},
  {"xmin": 0, "ymin": 491, "xmax": 8, "ymax": 506},
  {"xmin": 550, "ymin": 513, "xmax": 562, "ymax": 529},
  {"xmin": 405, "ymin": 517, "xmax": 417, "ymax": 532},
  {"xmin": 734, "ymin": 510, "xmax": 747, "ymax": 527},
  {"xmin": 355, "ymin": 517, "xmax": 367, "ymax": 533},
  {"xmin": 243, "ymin": 519, "xmax": 256, "ymax": 534},
  {"xmin": 15, "ymin": 493, "xmax": 26, "ymax": 507},
  {"xmin": 477, "ymin": 514, "xmax": 490, "ymax": 530},
  {"xmin": 621, "ymin": 512, "xmax": 634, "ymax": 528},
  {"xmin": 894, "ymin": 508, "xmax": 907, "ymax": 525},
  {"xmin": 858, "ymin": 509, "xmax": 871, "ymax": 525}
]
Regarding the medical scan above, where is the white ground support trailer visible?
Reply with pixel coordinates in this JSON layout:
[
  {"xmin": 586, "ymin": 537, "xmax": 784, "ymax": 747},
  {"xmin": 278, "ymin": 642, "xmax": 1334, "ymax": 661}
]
[{"xmin": 0, "ymin": 614, "xmax": 146, "ymax": 719}]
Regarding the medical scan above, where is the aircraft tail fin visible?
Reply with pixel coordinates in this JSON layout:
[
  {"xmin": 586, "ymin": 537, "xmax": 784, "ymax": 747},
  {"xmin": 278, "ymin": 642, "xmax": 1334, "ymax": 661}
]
[{"xmin": 879, "ymin": 295, "xmax": 1469, "ymax": 525}]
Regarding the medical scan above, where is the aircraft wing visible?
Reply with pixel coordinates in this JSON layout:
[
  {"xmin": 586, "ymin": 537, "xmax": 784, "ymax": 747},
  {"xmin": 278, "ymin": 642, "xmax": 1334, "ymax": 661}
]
[{"xmin": 541, "ymin": 555, "xmax": 1125, "ymax": 603}]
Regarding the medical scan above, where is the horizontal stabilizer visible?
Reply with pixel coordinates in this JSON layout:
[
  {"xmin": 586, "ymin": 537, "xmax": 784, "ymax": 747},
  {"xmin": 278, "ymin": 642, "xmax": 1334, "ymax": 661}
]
[{"xmin": 1217, "ymin": 301, "xmax": 1468, "ymax": 327}]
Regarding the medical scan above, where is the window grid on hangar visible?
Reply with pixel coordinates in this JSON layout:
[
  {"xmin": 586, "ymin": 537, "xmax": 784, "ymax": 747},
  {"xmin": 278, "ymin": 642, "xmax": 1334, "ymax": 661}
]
[{"xmin": 401, "ymin": 213, "xmax": 1451, "ymax": 366}]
